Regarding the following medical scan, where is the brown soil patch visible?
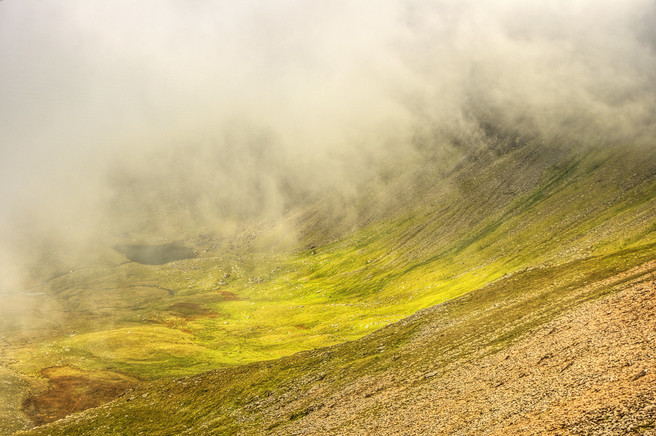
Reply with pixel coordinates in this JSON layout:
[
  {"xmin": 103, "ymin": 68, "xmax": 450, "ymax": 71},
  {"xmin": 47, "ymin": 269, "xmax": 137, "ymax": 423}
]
[
  {"xmin": 215, "ymin": 290, "xmax": 242, "ymax": 300},
  {"xmin": 166, "ymin": 302, "xmax": 217, "ymax": 320},
  {"xmin": 22, "ymin": 367, "xmax": 138, "ymax": 425}
]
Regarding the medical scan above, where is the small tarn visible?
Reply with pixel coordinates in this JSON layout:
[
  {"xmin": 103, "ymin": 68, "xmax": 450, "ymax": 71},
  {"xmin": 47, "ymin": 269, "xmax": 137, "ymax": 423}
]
[{"xmin": 114, "ymin": 243, "xmax": 196, "ymax": 265}]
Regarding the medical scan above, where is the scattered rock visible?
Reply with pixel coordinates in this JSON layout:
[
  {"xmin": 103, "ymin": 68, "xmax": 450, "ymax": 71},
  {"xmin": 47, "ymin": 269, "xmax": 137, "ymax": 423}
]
[
  {"xmin": 537, "ymin": 353, "xmax": 553, "ymax": 364},
  {"xmin": 632, "ymin": 369, "xmax": 648, "ymax": 381}
]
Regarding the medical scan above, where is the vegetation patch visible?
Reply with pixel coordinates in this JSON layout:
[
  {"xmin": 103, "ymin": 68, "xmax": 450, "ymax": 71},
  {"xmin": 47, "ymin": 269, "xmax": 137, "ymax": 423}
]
[
  {"xmin": 165, "ymin": 302, "xmax": 216, "ymax": 320},
  {"xmin": 21, "ymin": 366, "xmax": 139, "ymax": 425},
  {"xmin": 215, "ymin": 290, "xmax": 242, "ymax": 300}
]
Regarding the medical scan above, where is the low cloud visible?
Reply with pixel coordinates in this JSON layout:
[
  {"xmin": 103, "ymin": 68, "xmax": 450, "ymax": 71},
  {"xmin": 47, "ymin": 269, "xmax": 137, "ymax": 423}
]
[{"xmin": 0, "ymin": 0, "xmax": 655, "ymax": 289}]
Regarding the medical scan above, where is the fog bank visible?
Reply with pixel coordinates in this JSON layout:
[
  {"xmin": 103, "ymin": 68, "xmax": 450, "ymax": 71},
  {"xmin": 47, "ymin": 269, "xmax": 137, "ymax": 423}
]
[{"xmin": 1, "ymin": 0, "xmax": 655, "ymax": 288}]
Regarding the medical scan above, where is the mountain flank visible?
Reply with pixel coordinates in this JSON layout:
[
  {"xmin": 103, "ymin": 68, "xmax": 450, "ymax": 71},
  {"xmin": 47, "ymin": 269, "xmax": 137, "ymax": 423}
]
[
  {"xmin": 6, "ymin": 139, "xmax": 656, "ymax": 435},
  {"xmin": 19, "ymin": 246, "xmax": 656, "ymax": 435}
]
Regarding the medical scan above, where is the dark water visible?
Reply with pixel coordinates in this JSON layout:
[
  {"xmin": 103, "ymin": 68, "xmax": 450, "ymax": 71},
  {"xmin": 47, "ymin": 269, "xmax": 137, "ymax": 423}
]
[{"xmin": 114, "ymin": 243, "xmax": 196, "ymax": 265}]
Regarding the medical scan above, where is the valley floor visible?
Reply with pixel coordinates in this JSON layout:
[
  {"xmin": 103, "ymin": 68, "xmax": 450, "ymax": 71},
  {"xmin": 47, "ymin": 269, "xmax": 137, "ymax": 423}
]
[{"xmin": 19, "ymin": 250, "xmax": 656, "ymax": 435}]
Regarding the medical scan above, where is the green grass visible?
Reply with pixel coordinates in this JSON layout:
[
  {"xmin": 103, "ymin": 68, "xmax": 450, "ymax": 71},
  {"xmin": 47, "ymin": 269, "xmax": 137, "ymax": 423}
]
[
  {"xmin": 7, "ymin": 141, "xmax": 656, "ymax": 391},
  {"xmin": 20, "ymin": 239, "xmax": 656, "ymax": 435}
]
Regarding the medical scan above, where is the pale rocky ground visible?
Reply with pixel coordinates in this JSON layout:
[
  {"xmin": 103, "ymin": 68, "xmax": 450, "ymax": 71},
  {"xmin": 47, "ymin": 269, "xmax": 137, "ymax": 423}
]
[{"xmin": 274, "ymin": 270, "xmax": 656, "ymax": 435}]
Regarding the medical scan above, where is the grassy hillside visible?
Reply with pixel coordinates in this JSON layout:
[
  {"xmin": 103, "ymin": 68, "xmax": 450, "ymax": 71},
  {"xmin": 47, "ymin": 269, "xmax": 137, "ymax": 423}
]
[
  {"xmin": 19, "ymin": 237, "xmax": 656, "ymax": 434},
  {"xmin": 5, "ymin": 139, "xmax": 656, "ymax": 433}
]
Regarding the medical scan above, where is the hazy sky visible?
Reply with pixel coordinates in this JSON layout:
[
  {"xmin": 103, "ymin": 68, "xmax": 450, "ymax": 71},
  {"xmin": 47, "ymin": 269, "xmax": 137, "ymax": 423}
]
[
  {"xmin": 0, "ymin": 1, "xmax": 412, "ymax": 229},
  {"xmin": 1, "ymin": 0, "xmax": 655, "ymax": 286}
]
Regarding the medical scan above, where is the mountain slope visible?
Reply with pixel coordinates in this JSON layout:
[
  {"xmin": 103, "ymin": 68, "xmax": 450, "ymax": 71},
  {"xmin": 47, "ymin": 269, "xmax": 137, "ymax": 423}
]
[
  {"xmin": 19, "ymin": 243, "xmax": 656, "ymax": 435},
  {"xmin": 9, "ymin": 139, "xmax": 656, "ymax": 434}
]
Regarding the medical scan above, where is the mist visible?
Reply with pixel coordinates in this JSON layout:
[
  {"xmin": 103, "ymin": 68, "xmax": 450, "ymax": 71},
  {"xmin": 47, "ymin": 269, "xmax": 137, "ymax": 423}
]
[{"xmin": 1, "ymin": 0, "xmax": 655, "ymax": 292}]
